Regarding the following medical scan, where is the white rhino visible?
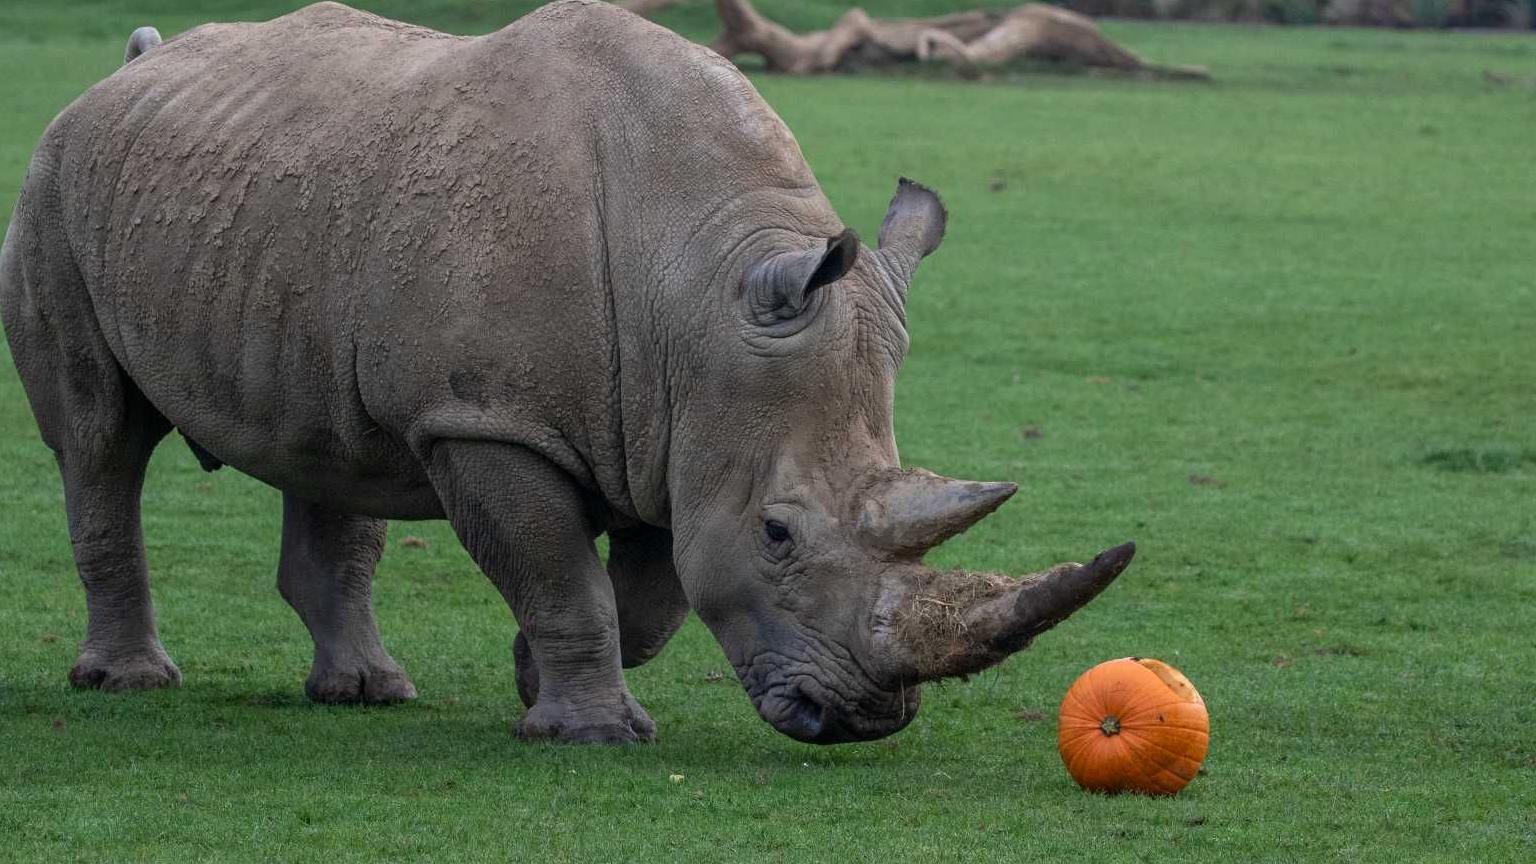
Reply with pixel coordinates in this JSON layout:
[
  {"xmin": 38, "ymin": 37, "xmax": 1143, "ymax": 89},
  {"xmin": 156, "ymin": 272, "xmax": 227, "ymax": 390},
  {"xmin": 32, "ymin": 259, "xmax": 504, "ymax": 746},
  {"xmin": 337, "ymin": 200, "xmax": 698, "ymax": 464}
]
[{"xmin": 0, "ymin": 1, "xmax": 1132, "ymax": 743}]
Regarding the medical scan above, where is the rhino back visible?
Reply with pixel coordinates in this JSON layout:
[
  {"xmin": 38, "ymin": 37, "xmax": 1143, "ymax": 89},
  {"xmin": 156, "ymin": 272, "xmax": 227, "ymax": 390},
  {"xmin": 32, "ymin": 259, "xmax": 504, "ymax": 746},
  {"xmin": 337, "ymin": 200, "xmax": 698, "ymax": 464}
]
[
  {"xmin": 40, "ymin": 0, "xmax": 840, "ymax": 519},
  {"xmin": 40, "ymin": 2, "xmax": 612, "ymax": 514}
]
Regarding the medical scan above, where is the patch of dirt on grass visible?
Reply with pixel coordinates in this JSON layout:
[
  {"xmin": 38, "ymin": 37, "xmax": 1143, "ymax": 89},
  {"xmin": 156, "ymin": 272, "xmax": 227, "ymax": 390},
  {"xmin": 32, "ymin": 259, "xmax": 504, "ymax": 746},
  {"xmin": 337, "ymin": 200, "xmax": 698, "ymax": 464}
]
[
  {"xmin": 1420, "ymin": 448, "xmax": 1534, "ymax": 474},
  {"xmin": 1500, "ymin": 537, "xmax": 1536, "ymax": 561},
  {"xmin": 1312, "ymin": 643, "xmax": 1368, "ymax": 657}
]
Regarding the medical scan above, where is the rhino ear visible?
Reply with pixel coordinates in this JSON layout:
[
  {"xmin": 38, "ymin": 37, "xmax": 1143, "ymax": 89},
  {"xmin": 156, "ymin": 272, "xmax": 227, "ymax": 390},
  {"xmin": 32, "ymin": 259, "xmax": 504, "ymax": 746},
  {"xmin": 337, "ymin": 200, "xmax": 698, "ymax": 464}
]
[
  {"xmin": 877, "ymin": 178, "xmax": 946, "ymax": 284},
  {"xmin": 744, "ymin": 229, "xmax": 860, "ymax": 324}
]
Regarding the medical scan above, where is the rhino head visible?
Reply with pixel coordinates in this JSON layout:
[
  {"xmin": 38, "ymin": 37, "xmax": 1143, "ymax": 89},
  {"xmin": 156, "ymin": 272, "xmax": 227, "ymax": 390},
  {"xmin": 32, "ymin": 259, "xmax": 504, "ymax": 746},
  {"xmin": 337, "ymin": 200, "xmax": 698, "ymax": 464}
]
[{"xmin": 665, "ymin": 179, "xmax": 1134, "ymax": 743}]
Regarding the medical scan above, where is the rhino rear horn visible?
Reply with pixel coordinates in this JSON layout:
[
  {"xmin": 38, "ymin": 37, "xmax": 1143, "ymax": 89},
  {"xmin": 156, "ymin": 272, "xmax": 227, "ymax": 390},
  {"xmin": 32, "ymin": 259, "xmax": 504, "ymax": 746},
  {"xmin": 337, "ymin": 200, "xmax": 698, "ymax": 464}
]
[
  {"xmin": 859, "ymin": 469, "xmax": 1017, "ymax": 558},
  {"xmin": 744, "ymin": 230, "xmax": 859, "ymax": 324}
]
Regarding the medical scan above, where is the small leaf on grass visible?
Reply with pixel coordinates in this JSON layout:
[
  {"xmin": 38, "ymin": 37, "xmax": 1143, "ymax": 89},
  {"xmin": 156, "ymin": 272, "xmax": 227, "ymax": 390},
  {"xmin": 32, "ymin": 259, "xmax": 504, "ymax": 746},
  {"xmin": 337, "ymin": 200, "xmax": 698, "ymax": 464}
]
[
  {"xmin": 1188, "ymin": 474, "xmax": 1223, "ymax": 487},
  {"xmin": 1014, "ymin": 709, "xmax": 1046, "ymax": 722},
  {"xmin": 400, "ymin": 536, "xmax": 429, "ymax": 549}
]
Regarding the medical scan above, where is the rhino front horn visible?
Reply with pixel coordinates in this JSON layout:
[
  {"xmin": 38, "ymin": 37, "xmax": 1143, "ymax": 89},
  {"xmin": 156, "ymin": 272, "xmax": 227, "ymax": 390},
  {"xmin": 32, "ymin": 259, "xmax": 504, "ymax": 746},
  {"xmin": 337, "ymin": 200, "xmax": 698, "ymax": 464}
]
[
  {"xmin": 964, "ymin": 542, "xmax": 1136, "ymax": 653},
  {"xmin": 889, "ymin": 542, "xmax": 1136, "ymax": 683},
  {"xmin": 858, "ymin": 469, "xmax": 1018, "ymax": 558}
]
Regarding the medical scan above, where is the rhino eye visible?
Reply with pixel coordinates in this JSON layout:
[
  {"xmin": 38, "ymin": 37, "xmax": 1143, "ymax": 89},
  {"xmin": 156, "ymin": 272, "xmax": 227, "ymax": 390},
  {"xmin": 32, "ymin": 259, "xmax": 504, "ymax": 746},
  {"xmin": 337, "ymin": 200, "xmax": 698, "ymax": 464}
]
[{"xmin": 764, "ymin": 520, "xmax": 793, "ymax": 545}]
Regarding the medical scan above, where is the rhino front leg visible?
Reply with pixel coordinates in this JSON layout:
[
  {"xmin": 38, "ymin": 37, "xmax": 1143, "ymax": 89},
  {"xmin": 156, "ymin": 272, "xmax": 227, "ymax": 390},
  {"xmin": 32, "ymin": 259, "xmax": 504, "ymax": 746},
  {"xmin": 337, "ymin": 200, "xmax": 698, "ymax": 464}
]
[
  {"xmin": 611, "ymin": 525, "xmax": 690, "ymax": 667},
  {"xmin": 513, "ymin": 523, "xmax": 688, "ymax": 707},
  {"xmin": 276, "ymin": 494, "xmax": 416, "ymax": 704},
  {"xmin": 430, "ymin": 440, "xmax": 655, "ymax": 744}
]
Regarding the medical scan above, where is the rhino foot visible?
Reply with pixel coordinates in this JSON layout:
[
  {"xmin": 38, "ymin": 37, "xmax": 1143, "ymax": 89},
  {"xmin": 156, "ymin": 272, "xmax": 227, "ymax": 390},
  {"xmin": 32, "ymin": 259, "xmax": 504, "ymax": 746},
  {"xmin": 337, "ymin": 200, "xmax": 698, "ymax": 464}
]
[
  {"xmin": 516, "ymin": 692, "xmax": 656, "ymax": 744},
  {"xmin": 69, "ymin": 644, "xmax": 181, "ymax": 692},
  {"xmin": 305, "ymin": 659, "xmax": 417, "ymax": 705}
]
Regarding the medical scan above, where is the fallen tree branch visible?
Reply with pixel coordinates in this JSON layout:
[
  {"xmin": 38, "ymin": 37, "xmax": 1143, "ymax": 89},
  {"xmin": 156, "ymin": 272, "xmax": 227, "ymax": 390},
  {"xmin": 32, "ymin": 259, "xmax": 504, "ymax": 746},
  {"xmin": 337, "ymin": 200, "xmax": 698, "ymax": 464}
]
[
  {"xmin": 710, "ymin": 0, "xmax": 876, "ymax": 73},
  {"xmin": 710, "ymin": 0, "xmax": 1208, "ymax": 80},
  {"xmin": 916, "ymin": 5, "xmax": 1209, "ymax": 80}
]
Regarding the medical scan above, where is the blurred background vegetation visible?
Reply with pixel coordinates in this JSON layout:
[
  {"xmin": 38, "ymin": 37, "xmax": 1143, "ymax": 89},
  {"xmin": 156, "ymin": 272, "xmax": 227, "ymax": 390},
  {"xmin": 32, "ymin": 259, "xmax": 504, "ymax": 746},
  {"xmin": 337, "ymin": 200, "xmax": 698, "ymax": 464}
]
[{"xmin": 1, "ymin": 0, "xmax": 1532, "ymax": 46}]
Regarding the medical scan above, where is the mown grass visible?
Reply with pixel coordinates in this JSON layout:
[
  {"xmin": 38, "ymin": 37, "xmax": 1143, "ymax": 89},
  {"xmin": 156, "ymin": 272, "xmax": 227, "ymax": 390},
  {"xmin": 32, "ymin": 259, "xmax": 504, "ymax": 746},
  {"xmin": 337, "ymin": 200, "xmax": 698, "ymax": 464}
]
[{"xmin": 2, "ymin": 2, "xmax": 1534, "ymax": 862}]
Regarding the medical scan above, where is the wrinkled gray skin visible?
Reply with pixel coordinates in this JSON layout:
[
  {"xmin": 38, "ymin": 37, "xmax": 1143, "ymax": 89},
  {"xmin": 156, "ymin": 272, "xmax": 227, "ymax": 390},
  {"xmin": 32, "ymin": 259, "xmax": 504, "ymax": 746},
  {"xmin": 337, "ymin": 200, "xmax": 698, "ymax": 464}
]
[{"xmin": 0, "ymin": 1, "xmax": 1132, "ymax": 744}]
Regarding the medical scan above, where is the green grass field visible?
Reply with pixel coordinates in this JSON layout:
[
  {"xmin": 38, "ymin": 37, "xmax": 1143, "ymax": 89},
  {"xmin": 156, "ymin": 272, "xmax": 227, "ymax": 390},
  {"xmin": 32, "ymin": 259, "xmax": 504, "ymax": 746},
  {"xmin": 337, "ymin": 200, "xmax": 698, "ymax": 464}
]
[{"xmin": 2, "ymin": 2, "xmax": 1534, "ymax": 861}]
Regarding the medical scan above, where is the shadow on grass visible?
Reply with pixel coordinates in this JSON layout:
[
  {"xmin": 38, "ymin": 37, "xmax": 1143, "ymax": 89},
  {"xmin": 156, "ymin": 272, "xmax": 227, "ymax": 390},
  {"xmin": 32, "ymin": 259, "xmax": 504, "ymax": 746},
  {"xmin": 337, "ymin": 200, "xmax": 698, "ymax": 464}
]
[{"xmin": 2, "ymin": 677, "xmax": 911, "ymax": 779}]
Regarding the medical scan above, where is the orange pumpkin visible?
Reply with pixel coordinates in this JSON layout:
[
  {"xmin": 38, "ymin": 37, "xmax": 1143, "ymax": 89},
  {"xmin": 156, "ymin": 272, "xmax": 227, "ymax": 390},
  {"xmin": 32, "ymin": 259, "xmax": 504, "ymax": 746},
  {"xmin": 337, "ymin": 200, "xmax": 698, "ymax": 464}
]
[{"xmin": 1057, "ymin": 657, "xmax": 1209, "ymax": 795}]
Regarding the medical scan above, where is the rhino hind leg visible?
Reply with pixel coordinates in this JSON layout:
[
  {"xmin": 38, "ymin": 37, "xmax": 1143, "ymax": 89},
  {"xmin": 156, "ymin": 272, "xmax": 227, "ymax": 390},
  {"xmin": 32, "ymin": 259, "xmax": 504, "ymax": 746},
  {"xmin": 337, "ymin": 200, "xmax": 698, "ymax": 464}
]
[
  {"xmin": 182, "ymin": 433, "xmax": 224, "ymax": 471},
  {"xmin": 2, "ymin": 164, "xmax": 181, "ymax": 692},
  {"xmin": 57, "ymin": 412, "xmax": 180, "ymax": 692},
  {"xmin": 430, "ymin": 440, "xmax": 655, "ymax": 744},
  {"xmin": 276, "ymin": 494, "xmax": 416, "ymax": 704},
  {"xmin": 512, "ymin": 524, "xmax": 687, "ymax": 708}
]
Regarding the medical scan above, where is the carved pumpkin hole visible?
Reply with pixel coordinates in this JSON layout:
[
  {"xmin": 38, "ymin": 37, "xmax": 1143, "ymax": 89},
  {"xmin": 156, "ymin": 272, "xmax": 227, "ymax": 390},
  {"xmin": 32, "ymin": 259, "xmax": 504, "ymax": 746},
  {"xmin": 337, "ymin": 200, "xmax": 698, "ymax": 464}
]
[{"xmin": 1137, "ymin": 657, "xmax": 1201, "ymax": 703}]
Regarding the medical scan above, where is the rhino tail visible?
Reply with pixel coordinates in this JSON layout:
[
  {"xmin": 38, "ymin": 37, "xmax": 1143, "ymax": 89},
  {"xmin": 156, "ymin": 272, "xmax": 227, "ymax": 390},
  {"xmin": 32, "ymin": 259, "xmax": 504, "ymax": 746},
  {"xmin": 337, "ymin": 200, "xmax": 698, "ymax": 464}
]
[{"xmin": 123, "ymin": 26, "xmax": 162, "ymax": 65}]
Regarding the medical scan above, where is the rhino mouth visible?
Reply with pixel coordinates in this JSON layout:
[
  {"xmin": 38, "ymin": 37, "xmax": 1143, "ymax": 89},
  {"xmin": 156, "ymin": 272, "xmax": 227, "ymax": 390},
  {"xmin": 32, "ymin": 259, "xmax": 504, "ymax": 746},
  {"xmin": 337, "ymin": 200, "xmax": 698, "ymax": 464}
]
[
  {"xmin": 752, "ymin": 678, "xmax": 920, "ymax": 744},
  {"xmin": 773, "ymin": 689, "xmax": 837, "ymax": 742}
]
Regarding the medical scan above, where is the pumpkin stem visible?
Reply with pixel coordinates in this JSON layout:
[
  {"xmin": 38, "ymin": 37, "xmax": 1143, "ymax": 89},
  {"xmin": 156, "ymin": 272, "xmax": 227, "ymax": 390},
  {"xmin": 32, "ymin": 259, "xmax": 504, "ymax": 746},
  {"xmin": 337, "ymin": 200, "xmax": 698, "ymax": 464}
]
[{"xmin": 1099, "ymin": 715, "xmax": 1121, "ymax": 736}]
